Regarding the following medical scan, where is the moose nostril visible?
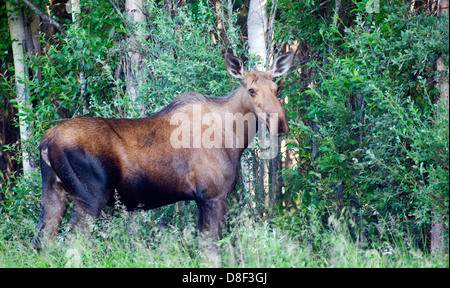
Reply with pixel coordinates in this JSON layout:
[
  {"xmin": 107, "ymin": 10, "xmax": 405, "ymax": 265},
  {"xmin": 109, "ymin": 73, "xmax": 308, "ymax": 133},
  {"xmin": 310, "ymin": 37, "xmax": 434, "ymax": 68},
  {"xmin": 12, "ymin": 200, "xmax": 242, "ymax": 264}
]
[
  {"xmin": 277, "ymin": 87, "xmax": 282, "ymax": 98},
  {"xmin": 279, "ymin": 119, "xmax": 290, "ymax": 135}
]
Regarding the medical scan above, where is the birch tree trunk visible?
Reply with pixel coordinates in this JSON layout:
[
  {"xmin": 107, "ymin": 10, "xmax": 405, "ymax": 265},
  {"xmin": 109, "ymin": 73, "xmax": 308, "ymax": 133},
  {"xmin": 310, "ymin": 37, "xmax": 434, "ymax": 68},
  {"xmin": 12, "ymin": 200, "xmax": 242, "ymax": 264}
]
[
  {"xmin": 70, "ymin": 0, "xmax": 80, "ymax": 21},
  {"xmin": 431, "ymin": 53, "xmax": 448, "ymax": 257},
  {"xmin": 332, "ymin": 0, "xmax": 341, "ymax": 28},
  {"xmin": 431, "ymin": 0, "xmax": 449, "ymax": 256},
  {"xmin": 68, "ymin": 0, "xmax": 89, "ymax": 115},
  {"xmin": 7, "ymin": 0, "xmax": 36, "ymax": 177},
  {"xmin": 248, "ymin": 0, "xmax": 268, "ymax": 70},
  {"xmin": 242, "ymin": 0, "xmax": 267, "ymax": 198},
  {"xmin": 246, "ymin": 0, "xmax": 271, "ymax": 208},
  {"xmin": 126, "ymin": 0, "xmax": 146, "ymax": 116}
]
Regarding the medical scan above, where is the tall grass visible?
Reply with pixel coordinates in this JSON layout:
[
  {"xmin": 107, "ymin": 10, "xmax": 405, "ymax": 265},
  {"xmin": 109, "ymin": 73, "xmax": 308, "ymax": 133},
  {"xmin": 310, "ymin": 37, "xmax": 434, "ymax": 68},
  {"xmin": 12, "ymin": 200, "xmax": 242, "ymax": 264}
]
[{"xmin": 0, "ymin": 207, "xmax": 447, "ymax": 268}]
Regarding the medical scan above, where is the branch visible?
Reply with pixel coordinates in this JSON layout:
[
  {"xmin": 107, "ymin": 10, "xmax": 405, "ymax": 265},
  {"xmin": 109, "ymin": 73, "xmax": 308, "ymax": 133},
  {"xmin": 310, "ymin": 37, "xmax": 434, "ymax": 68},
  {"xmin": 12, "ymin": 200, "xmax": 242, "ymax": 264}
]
[{"xmin": 20, "ymin": 0, "xmax": 67, "ymax": 36}]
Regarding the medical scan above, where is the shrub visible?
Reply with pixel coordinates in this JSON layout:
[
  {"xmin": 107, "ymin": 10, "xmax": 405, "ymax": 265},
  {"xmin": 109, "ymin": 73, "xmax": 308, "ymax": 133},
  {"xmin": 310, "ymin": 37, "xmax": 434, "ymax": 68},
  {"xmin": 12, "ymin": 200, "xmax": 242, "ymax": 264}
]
[{"xmin": 281, "ymin": 0, "xmax": 449, "ymax": 250}]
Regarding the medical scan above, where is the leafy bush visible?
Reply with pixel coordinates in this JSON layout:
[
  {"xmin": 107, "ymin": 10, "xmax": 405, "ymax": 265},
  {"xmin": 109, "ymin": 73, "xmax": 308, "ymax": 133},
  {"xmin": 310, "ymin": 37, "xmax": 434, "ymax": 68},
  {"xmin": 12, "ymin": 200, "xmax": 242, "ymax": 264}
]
[{"xmin": 281, "ymin": 0, "xmax": 448, "ymax": 250}]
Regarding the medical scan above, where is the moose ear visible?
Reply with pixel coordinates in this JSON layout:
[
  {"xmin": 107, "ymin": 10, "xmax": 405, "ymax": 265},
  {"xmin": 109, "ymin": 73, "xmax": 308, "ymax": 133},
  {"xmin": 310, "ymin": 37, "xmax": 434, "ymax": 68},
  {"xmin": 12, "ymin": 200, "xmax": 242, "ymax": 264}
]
[
  {"xmin": 225, "ymin": 53, "xmax": 244, "ymax": 80},
  {"xmin": 271, "ymin": 52, "xmax": 294, "ymax": 78}
]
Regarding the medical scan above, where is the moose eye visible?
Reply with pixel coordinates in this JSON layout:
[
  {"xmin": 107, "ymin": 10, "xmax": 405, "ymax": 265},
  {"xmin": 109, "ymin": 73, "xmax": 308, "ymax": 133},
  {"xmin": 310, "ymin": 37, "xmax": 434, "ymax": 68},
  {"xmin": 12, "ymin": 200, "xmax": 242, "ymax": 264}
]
[{"xmin": 248, "ymin": 89, "xmax": 256, "ymax": 95}]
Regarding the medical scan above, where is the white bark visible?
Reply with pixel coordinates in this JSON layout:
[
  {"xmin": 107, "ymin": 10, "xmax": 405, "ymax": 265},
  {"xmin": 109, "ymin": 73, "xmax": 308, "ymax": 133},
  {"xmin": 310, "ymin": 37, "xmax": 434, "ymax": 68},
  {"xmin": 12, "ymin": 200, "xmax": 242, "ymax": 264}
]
[
  {"xmin": 431, "ymin": 0, "xmax": 449, "ymax": 257},
  {"xmin": 248, "ymin": 0, "xmax": 268, "ymax": 70},
  {"xmin": 7, "ymin": 0, "xmax": 35, "ymax": 176},
  {"xmin": 332, "ymin": 0, "xmax": 341, "ymax": 28},
  {"xmin": 67, "ymin": 0, "xmax": 87, "ymax": 116},
  {"xmin": 126, "ymin": 0, "xmax": 146, "ymax": 116},
  {"xmin": 438, "ymin": 0, "xmax": 449, "ymax": 14},
  {"xmin": 436, "ymin": 56, "xmax": 449, "ymax": 112},
  {"xmin": 70, "ymin": 0, "xmax": 80, "ymax": 22},
  {"xmin": 245, "ymin": 0, "xmax": 270, "ymax": 197}
]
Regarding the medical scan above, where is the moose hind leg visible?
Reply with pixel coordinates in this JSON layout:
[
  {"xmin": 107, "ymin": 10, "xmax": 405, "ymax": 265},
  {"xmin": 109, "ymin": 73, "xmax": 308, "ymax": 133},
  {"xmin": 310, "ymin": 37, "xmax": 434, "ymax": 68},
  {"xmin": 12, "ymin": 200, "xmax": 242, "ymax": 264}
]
[
  {"xmin": 58, "ymin": 150, "xmax": 111, "ymax": 236},
  {"xmin": 67, "ymin": 193, "xmax": 109, "ymax": 235},
  {"xmin": 47, "ymin": 147, "xmax": 112, "ymax": 236},
  {"xmin": 33, "ymin": 158, "xmax": 69, "ymax": 249}
]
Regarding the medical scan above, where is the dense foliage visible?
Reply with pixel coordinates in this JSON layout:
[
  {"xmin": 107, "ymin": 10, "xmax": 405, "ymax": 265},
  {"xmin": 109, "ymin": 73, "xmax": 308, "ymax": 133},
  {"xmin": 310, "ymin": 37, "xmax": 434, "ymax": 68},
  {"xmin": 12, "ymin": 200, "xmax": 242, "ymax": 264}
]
[
  {"xmin": 0, "ymin": 0, "xmax": 448, "ymax": 266},
  {"xmin": 278, "ymin": 0, "xmax": 448, "ymax": 249},
  {"xmin": 279, "ymin": 0, "xmax": 448, "ymax": 250}
]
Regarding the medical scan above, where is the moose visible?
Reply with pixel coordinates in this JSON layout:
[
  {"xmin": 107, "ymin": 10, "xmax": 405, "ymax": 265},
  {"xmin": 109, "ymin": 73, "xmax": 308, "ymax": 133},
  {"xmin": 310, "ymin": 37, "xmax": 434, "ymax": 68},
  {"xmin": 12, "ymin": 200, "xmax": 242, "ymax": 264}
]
[{"xmin": 33, "ymin": 52, "xmax": 294, "ymax": 265}]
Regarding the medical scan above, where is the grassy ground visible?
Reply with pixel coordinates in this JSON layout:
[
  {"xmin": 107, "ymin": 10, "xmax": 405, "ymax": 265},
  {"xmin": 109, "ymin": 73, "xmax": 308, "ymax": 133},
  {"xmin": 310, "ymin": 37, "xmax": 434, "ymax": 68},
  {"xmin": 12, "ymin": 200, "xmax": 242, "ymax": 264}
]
[{"xmin": 0, "ymin": 208, "xmax": 447, "ymax": 268}]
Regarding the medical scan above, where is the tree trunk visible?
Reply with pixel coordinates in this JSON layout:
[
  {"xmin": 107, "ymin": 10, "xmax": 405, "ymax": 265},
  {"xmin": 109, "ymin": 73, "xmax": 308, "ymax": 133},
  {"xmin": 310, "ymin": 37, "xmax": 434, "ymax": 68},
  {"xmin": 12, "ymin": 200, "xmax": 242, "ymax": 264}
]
[
  {"xmin": 247, "ymin": 0, "xmax": 282, "ymax": 212},
  {"xmin": 125, "ymin": 0, "xmax": 146, "ymax": 116},
  {"xmin": 438, "ymin": 0, "xmax": 449, "ymax": 14},
  {"xmin": 431, "ymin": 1, "xmax": 448, "ymax": 256},
  {"xmin": 431, "ymin": 54, "xmax": 448, "ymax": 256},
  {"xmin": 242, "ymin": 0, "xmax": 269, "ymax": 200},
  {"xmin": 70, "ymin": 0, "xmax": 80, "ymax": 21},
  {"xmin": 67, "ymin": 0, "xmax": 89, "ymax": 115},
  {"xmin": 332, "ymin": 0, "xmax": 341, "ymax": 28},
  {"xmin": 210, "ymin": 0, "xmax": 224, "ymax": 46},
  {"xmin": 248, "ymin": 0, "xmax": 267, "ymax": 70},
  {"xmin": 7, "ymin": 0, "xmax": 36, "ymax": 177}
]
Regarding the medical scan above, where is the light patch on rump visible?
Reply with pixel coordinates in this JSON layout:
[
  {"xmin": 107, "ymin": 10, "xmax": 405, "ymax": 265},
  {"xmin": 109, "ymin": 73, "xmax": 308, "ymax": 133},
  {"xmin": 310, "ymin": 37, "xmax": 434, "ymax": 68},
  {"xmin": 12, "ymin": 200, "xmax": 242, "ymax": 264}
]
[
  {"xmin": 40, "ymin": 147, "xmax": 63, "ymax": 184},
  {"xmin": 41, "ymin": 148, "xmax": 51, "ymax": 167}
]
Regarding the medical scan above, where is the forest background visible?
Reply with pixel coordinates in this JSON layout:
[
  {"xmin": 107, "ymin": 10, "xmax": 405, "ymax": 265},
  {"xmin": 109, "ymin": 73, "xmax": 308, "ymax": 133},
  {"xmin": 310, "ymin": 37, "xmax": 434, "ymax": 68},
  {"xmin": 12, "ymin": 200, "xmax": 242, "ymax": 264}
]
[{"xmin": 0, "ymin": 0, "xmax": 448, "ymax": 268}]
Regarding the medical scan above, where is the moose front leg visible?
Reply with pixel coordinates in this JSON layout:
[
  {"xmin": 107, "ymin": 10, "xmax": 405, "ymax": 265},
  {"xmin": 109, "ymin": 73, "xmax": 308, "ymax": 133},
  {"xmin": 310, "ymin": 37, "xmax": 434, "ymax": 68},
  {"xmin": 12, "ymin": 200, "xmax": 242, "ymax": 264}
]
[{"xmin": 196, "ymin": 196, "xmax": 227, "ymax": 267}]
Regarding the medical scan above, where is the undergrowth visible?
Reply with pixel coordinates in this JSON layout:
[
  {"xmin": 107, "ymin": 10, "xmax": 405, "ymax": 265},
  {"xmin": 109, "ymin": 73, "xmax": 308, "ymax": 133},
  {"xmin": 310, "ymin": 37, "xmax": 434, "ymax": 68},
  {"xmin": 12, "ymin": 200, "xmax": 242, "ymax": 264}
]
[{"xmin": 0, "ymin": 204, "xmax": 447, "ymax": 268}]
